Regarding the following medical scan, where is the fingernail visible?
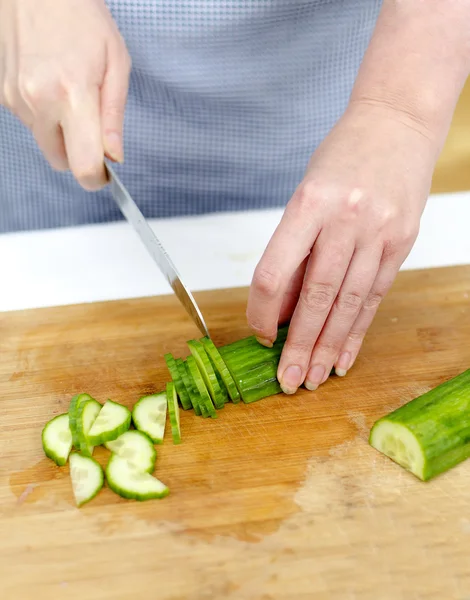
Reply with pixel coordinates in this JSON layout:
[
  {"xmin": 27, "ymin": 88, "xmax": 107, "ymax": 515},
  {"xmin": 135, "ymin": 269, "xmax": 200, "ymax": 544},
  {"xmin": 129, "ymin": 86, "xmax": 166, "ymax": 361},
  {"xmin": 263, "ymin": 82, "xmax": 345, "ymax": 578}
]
[
  {"xmin": 280, "ymin": 365, "xmax": 302, "ymax": 394},
  {"xmin": 335, "ymin": 352, "xmax": 351, "ymax": 377},
  {"xmin": 256, "ymin": 336, "xmax": 273, "ymax": 348},
  {"xmin": 105, "ymin": 132, "xmax": 124, "ymax": 163},
  {"xmin": 305, "ymin": 364, "xmax": 325, "ymax": 391}
]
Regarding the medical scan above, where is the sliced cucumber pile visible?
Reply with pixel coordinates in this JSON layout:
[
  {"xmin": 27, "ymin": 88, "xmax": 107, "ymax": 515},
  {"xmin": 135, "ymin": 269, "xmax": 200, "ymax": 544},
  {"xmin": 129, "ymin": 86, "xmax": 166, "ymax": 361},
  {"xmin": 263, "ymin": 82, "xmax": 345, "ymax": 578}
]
[
  {"xmin": 42, "ymin": 393, "xmax": 169, "ymax": 507},
  {"xmin": 41, "ymin": 324, "xmax": 345, "ymax": 507}
]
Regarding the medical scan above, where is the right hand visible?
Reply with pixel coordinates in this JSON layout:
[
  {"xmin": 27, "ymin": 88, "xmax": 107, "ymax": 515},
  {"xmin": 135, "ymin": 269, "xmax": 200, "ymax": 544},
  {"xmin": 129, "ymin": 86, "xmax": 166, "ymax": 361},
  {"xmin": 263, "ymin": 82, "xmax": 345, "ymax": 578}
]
[{"xmin": 0, "ymin": 0, "xmax": 131, "ymax": 190}]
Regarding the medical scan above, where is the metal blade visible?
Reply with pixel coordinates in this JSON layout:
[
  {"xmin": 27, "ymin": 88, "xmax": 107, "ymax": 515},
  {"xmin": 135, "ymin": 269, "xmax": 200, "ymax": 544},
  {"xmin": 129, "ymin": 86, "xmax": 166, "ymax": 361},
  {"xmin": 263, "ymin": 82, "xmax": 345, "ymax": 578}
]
[{"xmin": 105, "ymin": 161, "xmax": 210, "ymax": 338}]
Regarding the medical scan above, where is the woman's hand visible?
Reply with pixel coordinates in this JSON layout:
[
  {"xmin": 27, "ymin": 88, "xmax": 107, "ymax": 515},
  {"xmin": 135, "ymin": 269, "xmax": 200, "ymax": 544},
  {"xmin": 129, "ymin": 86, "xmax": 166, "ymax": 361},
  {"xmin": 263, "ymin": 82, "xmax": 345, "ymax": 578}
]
[
  {"xmin": 247, "ymin": 102, "xmax": 438, "ymax": 394},
  {"xmin": 0, "ymin": 0, "xmax": 131, "ymax": 190}
]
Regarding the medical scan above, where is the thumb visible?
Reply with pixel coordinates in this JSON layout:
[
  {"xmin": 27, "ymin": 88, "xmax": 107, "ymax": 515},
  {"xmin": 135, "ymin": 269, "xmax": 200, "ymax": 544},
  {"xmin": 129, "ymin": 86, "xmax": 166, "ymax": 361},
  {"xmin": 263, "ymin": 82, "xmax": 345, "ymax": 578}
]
[{"xmin": 101, "ymin": 47, "xmax": 131, "ymax": 163}]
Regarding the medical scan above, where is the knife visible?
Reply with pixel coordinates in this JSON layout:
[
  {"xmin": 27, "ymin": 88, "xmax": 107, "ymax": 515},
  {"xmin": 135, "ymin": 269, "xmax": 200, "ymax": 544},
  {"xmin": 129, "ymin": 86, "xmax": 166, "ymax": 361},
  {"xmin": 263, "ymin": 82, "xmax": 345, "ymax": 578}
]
[{"xmin": 105, "ymin": 161, "xmax": 210, "ymax": 338}]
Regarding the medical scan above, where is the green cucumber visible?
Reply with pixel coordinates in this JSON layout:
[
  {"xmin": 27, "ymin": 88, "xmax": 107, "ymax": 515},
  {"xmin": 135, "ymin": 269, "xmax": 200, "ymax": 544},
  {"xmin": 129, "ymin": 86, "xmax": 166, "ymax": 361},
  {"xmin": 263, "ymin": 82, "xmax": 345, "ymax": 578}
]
[
  {"xmin": 201, "ymin": 337, "xmax": 240, "ymax": 403},
  {"xmin": 186, "ymin": 355, "xmax": 217, "ymax": 418},
  {"xmin": 76, "ymin": 398, "xmax": 101, "ymax": 457},
  {"xmin": 166, "ymin": 381, "xmax": 182, "ymax": 444},
  {"xmin": 42, "ymin": 413, "xmax": 73, "ymax": 467},
  {"xmin": 219, "ymin": 327, "xmax": 288, "ymax": 403},
  {"xmin": 86, "ymin": 399, "xmax": 131, "ymax": 446},
  {"xmin": 69, "ymin": 453, "xmax": 104, "ymax": 507},
  {"xmin": 369, "ymin": 368, "xmax": 470, "ymax": 481},
  {"xmin": 106, "ymin": 454, "xmax": 169, "ymax": 500},
  {"xmin": 132, "ymin": 393, "xmax": 167, "ymax": 444},
  {"xmin": 68, "ymin": 393, "xmax": 93, "ymax": 449},
  {"xmin": 187, "ymin": 339, "xmax": 227, "ymax": 408},
  {"xmin": 105, "ymin": 430, "xmax": 156, "ymax": 474},
  {"xmin": 176, "ymin": 357, "xmax": 202, "ymax": 416},
  {"xmin": 164, "ymin": 353, "xmax": 192, "ymax": 410}
]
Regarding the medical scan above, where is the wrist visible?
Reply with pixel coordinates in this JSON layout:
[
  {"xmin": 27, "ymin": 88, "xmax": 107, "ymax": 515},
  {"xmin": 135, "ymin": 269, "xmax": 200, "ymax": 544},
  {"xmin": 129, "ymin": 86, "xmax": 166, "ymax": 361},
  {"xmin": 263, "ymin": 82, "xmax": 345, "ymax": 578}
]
[{"xmin": 349, "ymin": 0, "xmax": 470, "ymax": 151}]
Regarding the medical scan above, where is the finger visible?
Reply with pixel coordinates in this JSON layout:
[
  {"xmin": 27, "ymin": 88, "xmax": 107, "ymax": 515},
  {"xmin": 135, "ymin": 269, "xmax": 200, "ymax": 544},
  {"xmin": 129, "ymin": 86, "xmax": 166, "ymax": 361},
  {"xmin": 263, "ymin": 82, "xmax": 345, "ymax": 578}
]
[
  {"xmin": 100, "ymin": 47, "xmax": 131, "ymax": 163},
  {"xmin": 304, "ymin": 246, "xmax": 383, "ymax": 390},
  {"xmin": 60, "ymin": 85, "xmax": 107, "ymax": 190},
  {"xmin": 246, "ymin": 183, "xmax": 322, "ymax": 344},
  {"xmin": 32, "ymin": 119, "xmax": 68, "ymax": 171},
  {"xmin": 278, "ymin": 256, "xmax": 308, "ymax": 325},
  {"xmin": 276, "ymin": 228, "xmax": 355, "ymax": 394},
  {"xmin": 334, "ymin": 255, "xmax": 401, "ymax": 375}
]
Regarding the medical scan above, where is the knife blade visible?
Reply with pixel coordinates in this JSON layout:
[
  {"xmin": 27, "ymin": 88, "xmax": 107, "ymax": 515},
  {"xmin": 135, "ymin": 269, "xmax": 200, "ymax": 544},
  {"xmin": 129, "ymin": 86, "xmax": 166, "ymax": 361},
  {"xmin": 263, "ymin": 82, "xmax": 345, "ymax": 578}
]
[{"xmin": 105, "ymin": 161, "xmax": 210, "ymax": 338}]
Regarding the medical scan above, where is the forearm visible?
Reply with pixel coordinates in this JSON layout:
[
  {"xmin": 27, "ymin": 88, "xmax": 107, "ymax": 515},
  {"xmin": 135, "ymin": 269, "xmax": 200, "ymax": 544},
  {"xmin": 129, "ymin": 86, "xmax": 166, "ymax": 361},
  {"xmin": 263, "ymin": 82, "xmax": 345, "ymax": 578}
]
[{"xmin": 350, "ymin": 0, "xmax": 470, "ymax": 148}]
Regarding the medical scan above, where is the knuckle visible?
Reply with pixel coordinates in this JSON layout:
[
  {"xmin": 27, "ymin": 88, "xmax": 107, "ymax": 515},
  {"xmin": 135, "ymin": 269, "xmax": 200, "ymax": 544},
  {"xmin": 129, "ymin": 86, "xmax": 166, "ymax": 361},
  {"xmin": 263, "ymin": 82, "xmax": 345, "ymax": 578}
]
[
  {"xmin": 252, "ymin": 265, "xmax": 283, "ymax": 299},
  {"xmin": 74, "ymin": 163, "xmax": 105, "ymax": 190},
  {"xmin": 17, "ymin": 74, "xmax": 41, "ymax": 104},
  {"xmin": 291, "ymin": 180, "xmax": 320, "ymax": 218},
  {"xmin": 103, "ymin": 103, "xmax": 125, "ymax": 121},
  {"xmin": 2, "ymin": 81, "xmax": 14, "ymax": 109},
  {"xmin": 363, "ymin": 292, "xmax": 383, "ymax": 311},
  {"xmin": 347, "ymin": 328, "xmax": 364, "ymax": 343},
  {"xmin": 301, "ymin": 282, "xmax": 336, "ymax": 312},
  {"xmin": 335, "ymin": 291, "xmax": 363, "ymax": 314}
]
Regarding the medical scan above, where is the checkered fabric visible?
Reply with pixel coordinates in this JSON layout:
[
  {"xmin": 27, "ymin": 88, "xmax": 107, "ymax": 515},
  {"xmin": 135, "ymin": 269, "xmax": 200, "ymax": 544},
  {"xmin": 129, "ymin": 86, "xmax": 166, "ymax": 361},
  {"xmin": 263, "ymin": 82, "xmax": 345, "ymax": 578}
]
[{"xmin": 0, "ymin": 0, "xmax": 382, "ymax": 233}]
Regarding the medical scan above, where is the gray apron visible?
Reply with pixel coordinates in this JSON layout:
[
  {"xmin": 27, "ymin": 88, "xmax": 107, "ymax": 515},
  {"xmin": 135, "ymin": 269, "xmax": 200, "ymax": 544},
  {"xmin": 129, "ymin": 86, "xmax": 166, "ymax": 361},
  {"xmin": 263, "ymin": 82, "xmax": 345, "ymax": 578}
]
[{"xmin": 0, "ymin": 0, "xmax": 382, "ymax": 233}]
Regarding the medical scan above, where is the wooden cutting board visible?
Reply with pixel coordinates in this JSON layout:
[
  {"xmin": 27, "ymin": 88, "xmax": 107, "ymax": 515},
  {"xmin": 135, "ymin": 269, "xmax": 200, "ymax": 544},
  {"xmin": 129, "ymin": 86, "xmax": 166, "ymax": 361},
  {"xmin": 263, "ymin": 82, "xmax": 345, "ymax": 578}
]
[{"xmin": 1, "ymin": 264, "xmax": 470, "ymax": 600}]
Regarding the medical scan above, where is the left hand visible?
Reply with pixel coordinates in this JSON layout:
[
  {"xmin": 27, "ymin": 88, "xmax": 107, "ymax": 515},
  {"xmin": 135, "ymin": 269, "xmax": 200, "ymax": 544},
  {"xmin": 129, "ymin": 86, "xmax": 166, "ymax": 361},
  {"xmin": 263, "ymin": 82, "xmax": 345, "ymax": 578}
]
[{"xmin": 246, "ymin": 101, "xmax": 438, "ymax": 394}]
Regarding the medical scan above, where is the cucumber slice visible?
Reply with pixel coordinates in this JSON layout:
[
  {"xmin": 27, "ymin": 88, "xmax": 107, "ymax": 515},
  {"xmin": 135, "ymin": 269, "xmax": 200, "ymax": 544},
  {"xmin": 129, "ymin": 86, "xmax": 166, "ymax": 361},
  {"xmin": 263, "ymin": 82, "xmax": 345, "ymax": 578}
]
[
  {"xmin": 176, "ymin": 358, "xmax": 202, "ymax": 416},
  {"xmin": 166, "ymin": 381, "xmax": 182, "ymax": 444},
  {"xmin": 76, "ymin": 398, "xmax": 101, "ymax": 457},
  {"xmin": 187, "ymin": 339, "xmax": 227, "ymax": 408},
  {"xmin": 164, "ymin": 353, "xmax": 192, "ymax": 410},
  {"xmin": 370, "ymin": 368, "xmax": 470, "ymax": 481},
  {"xmin": 42, "ymin": 413, "xmax": 73, "ymax": 466},
  {"xmin": 69, "ymin": 453, "xmax": 104, "ymax": 507},
  {"xmin": 87, "ymin": 400, "xmax": 131, "ymax": 446},
  {"xmin": 200, "ymin": 337, "xmax": 240, "ymax": 403},
  {"xmin": 132, "ymin": 393, "xmax": 167, "ymax": 444},
  {"xmin": 186, "ymin": 355, "xmax": 217, "ymax": 418},
  {"xmin": 105, "ymin": 430, "xmax": 156, "ymax": 474},
  {"xmin": 106, "ymin": 454, "xmax": 169, "ymax": 500},
  {"xmin": 68, "ymin": 393, "xmax": 93, "ymax": 449}
]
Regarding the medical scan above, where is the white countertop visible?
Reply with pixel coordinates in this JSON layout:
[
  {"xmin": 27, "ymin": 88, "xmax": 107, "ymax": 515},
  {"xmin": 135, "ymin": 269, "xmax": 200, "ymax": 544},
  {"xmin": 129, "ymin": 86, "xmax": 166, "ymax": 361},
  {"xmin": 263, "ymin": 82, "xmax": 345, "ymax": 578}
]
[{"xmin": 1, "ymin": 190, "xmax": 469, "ymax": 313}]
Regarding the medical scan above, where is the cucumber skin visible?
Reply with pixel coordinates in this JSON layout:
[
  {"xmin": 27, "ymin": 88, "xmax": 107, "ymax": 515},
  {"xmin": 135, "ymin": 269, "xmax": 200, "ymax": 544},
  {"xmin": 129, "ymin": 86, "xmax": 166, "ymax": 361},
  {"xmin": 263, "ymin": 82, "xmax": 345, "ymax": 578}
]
[
  {"xmin": 166, "ymin": 381, "xmax": 182, "ymax": 445},
  {"xmin": 41, "ymin": 413, "xmax": 72, "ymax": 467},
  {"xmin": 69, "ymin": 453, "xmax": 104, "ymax": 507},
  {"xmin": 369, "ymin": 368, "xmax": 470, "ymax": 481},
  {"xmin": 200, "ymin": 337, "xmax": 240, "ymax": 403},
  {"xmin": 219, "ymin": 329, "xmax": 288, "ymax": 403},
  {"xmin": 86, "ymin": 400, "xmax": 132, "ymax": 446},
  {"xmin": 164, "ymin": 353, "xmax": 192, "ymax": 410},
  {"xmin": 186, "ymin": 355, "xmax": 217, "ymax": 418},
  {"xmin": 176, "ymin": 358, "xmax": 202, "ymax": 416},
  {"xmin": 76, "ymin": 399, "xmax": 101, "ymax": 457},
  {"xmin": 187, "ymin": 339, "xmax": 227, "ymax": 409},
  {"xmin": 69, "ymin": 393, "xmax": 93, "ymax": 449}
]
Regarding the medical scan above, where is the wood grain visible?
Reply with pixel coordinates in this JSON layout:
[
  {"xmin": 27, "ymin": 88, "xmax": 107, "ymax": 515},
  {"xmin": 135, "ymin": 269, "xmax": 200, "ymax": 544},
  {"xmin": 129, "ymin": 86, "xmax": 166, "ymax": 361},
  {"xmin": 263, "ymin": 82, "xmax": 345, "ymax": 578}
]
[{"xmin": 1, "ymin": 265, "xmax": 470, "ymax": 600}]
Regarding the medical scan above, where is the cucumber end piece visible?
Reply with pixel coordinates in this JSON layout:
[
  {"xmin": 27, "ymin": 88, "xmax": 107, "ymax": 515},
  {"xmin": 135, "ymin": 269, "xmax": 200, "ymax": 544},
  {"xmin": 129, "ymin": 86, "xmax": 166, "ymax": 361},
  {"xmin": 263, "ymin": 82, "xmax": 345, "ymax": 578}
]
[{"xmin": 369, "ymin": 419, "xmax": 426, "ymax": 481}]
